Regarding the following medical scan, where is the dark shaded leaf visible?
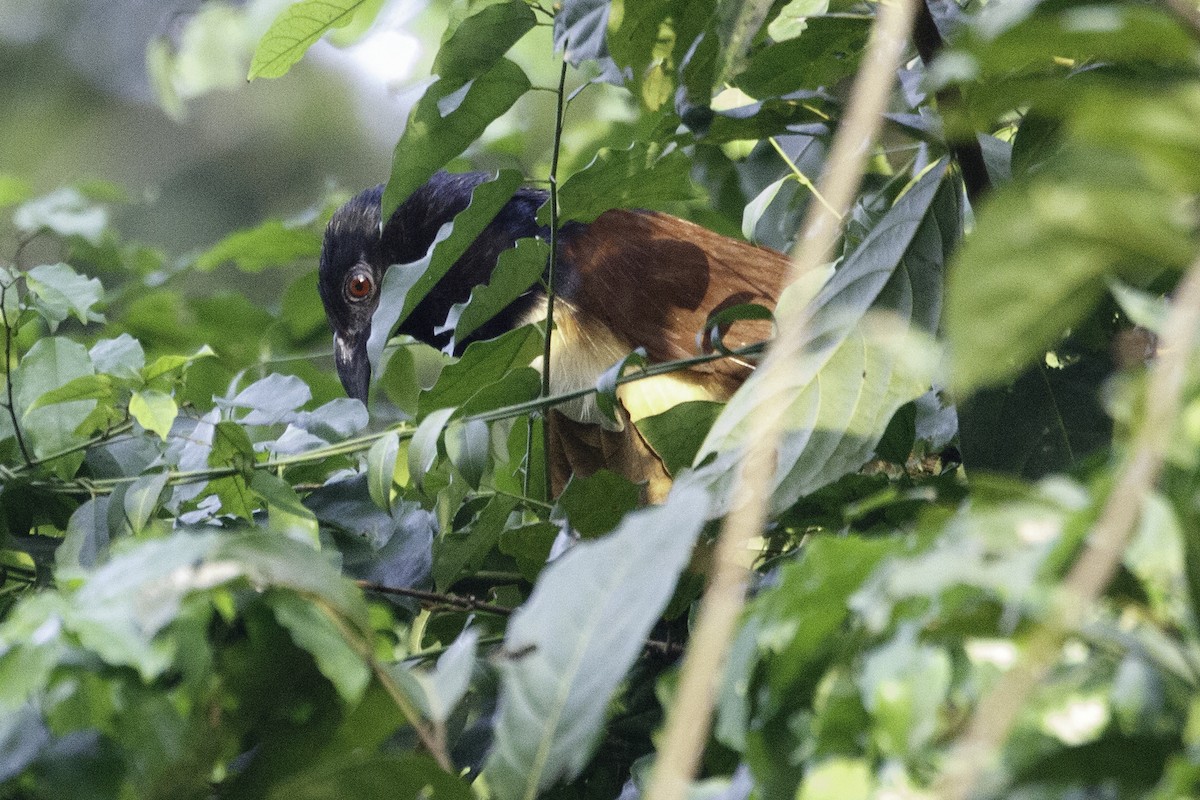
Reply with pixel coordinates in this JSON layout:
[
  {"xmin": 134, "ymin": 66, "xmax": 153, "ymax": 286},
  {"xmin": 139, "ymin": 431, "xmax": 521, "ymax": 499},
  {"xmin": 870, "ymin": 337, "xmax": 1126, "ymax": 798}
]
[
  {"xmin": 194, "ymin": 219, "xmax": 322, "ymax": 272},
  {"xmin": 550, "ymin": 143, "xmax": 699, "ymax": 225},
  {"xmin": 381, "ymin": 64, "xmax": 530, "ymax": 222},
  {"xmin": 553, "ymin": 470, "xmax": 641, "ymax": 538}
]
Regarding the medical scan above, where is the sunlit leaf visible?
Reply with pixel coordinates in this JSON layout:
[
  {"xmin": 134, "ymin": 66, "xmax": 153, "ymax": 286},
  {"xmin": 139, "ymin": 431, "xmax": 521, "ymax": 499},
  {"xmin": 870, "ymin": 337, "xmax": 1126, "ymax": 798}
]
[
  {"xmin": 695, "ymin": 163, "xmax": 955, "ymax": 512},
  {"xmin": 129, "ymin": 390, "xmax": 178, "ymax": 441},
  {"xmin": 249, "ymin": 0, "xmax": 373, "ymax": 80},
  {"xmin": 24, "ymin": 263, "xmax": 104, "ymax": 331}
]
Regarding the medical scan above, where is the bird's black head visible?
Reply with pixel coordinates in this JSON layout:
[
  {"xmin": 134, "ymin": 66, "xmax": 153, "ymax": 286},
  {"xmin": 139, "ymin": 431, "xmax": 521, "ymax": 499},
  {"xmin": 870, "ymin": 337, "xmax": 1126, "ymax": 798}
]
[
  {"xmin": 317, "ymin": 184, "xmax": 388, "ymax": 402},
  {"xmin": 318, "ymin": 171, "xmax": 545, "ymax": 402}
]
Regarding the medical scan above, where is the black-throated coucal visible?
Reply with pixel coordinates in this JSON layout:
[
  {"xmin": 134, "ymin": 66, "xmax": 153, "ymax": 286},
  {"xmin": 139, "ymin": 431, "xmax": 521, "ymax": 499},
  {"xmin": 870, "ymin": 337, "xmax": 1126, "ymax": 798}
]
[{"xmin": 318, "ymin": 171, "xmax": 790, "ymax": 499}]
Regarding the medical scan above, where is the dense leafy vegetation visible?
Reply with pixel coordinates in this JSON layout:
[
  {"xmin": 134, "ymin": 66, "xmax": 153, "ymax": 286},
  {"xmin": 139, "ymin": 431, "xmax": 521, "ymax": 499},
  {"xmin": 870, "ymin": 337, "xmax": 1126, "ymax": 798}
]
[{"xmin": 3, "ymin": 0, "xmax": 1200, "ymax": 797}]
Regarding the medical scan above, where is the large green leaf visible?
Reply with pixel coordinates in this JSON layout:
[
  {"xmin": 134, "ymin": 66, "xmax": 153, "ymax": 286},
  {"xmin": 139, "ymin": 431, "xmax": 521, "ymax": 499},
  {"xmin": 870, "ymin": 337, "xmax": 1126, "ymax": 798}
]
[
  {"xmin": 380, "ymin": 62, "xmax": 530, "ymax": 222},
  {"xmin": 734, "ymin": 16, "xmax": 870, "ymax": 97},
  {"xmin": 441, "ymin": 238, "xmax": 548, "ymax": 349},
  {"xmin": 484, "ymin": 486, "xmax": 709, "ymax": 799},
  {"xmin": 15, "ymin": 337, "xmax": 97, "ymax": 473},
  {"xmin": 24, "ymin": 263, "xmax": 104, "ymax": 331},
  {"xmin": 367, "ymin": 171, "xmax": 525, "ymax": 378},
  {"xmin": 549, "ymin": 143, "xmax": 699, "ymax": 224},
  {"xmin": 694, "ymin": 163, "xmax": 955, "ymax": 512},
  {"xmin": 433, "ymin": 0, "xmax": 537, "ymax": 84},
  {"xmin": 417, "ymin": 325, "xmax": 543, "ymax": 417}
]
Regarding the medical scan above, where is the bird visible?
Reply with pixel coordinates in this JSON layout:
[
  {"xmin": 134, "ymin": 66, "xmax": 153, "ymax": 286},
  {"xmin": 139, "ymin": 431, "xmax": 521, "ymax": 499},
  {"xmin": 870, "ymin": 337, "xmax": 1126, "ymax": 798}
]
[{"xmin": 318, "ymin": 171, "xmax": 791, "ymax": 499}]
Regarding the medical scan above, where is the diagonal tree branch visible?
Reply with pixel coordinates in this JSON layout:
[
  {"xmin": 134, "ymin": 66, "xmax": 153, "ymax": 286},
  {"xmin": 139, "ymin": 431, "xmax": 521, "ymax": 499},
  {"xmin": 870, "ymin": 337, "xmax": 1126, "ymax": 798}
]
[
  {"xmin": 932, "ymin": 251, "xmax": 1200, "ymax": 799},
  {"xmin": 643, "ymin": 0, "xmax": 922, "ymax": 796}
]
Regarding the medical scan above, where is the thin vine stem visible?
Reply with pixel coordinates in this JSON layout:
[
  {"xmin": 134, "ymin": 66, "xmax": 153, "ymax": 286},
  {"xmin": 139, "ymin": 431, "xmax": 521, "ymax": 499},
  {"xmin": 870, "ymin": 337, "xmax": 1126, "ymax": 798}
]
[
  {"xmin": 25, "ymin": 342, "xmax": 764, "ymax": 496},
  {"xmin": 540, "ymin": 49, "xmax": 570, "ymax": 501},
  {"xmin": 643, "ymin": 0, "xmax": 922, "ymax": 795},
  {"xmin": 313, "ymin": 596, "xmax": 453, "ymax": 771},
  {"xmin": 0, "ymin": 280, "xmax": 32, "ymax": 466},
  {"xmin": 932, "ymin": 250, "xmax": 1200, "ymax": 799}
]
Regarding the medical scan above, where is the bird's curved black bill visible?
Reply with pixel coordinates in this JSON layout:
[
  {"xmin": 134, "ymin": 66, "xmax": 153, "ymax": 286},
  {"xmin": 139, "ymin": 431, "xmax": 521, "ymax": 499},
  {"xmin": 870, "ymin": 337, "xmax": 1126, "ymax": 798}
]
[{"xmin": 334, "ymin": 332, "xmax": 371, "ymax": 402}]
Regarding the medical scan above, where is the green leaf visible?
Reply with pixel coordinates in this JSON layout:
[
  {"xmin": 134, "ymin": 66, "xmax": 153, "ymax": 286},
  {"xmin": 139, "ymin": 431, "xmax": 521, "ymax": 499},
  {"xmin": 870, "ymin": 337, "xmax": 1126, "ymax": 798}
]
[
  {"xmin": 433, "ymin": 494, "xmax": 516, "ymax": 591},
  {"xmin": 734, "ymin": 16, "xmax": 870, "ymax": 97},
  {"xmin": 15, "ymin": 337, "xmax": 97, "ymax": 472},
  {"xmin": 695, "ymin": 163, "xmax": 954, "ymax": 512},
  {"xmin": 141, "ymin": 345, "xmax": 216, "ymax": 384},
  {"xmin": 58, "ymin": 496, "xmax": 113, "ymax": 569},
  {"xmin": 635, "ymin": 400, "xmax": 724, "ymax": 475},
  {"xmin": 442, "ymin": 237, "xmax": 548, "ymax": 348},
  {"xmin": 122, "ymin": 472, "xmax": 168, "ymax": 535},
  {"xmin": 90, "ymin": 334, "xmax": 146, "ymax": 380},
  {"xmin": 252, "ymin": 471, "xmax": 320, "ymax": 548},
  {"xmin": 484, "ymin": 485, "xmax": 709, "ymax": 799},
  {"xmin": 222, "ymin": 373, "xmax": 312, "ymax": 425},
  {"xmin": 433, "ymin": 0, "xmax": 537, "ymax": 84},
  {"xmin": 553, "ymin": 470, "xmax": 641, "ymax": 538},
  {"xmin": 24, "ymin": 263, "xmax": 105, "ymax": 331},
  {"xmin": 409, "ymin": 407, "xmax": 456, "ymax": 489},
  {"xmin": 268, "ymin": 592, "xmax": 370, "ymax": 704},
  {"xmin": 603, "ymin": 0, "xmax": 711, "ymax": 110},
  {"xmin": 750, "ymin": 535, "xmax": 900, "ymax": 701},
  {"xmin": 944, "ymin": 150, "xmax": 1193, "ymax": 394},
  {"xmin": 418, "ymin": 325, "xmax": 543, "ymax": 416},
  {"xmin": 402, "ymin": 627, "xmax": 480, "ymax": 724},
  {"xmin": 957, "ymin": 354, "xmax": 1111, "ymax": 478},
  {"xmin": 445, "ymin": 418, "xmax": 490, "ymax": 488},
  {"xmin": 129, "ymin": 390, "xmax": 178, "ymax": 441},
  {"xmin": 366, "ymin": 432, "xmax": 400, "ymax": 510},
  {"xmin": 13, "ymin": 188, "xmax": 109, "ymax": 244},
  {"xmin": 249, "ymin": 0, "xmax": 373, "ymax": 80},
  {"xmin": 368, "ymin": 171, "xmax": 526, "ymax": 377},
  {"xmin": 380, "ymin": 62, "xmax": 530, "ymax": 222},
  {"xmin": 498, "ymin": 522, "xmax": 559, "ymax": 582},
  {"xmin": 207, "ymin": 421, "xmax": 258, "ymax": 519},
  {"xmin": 742, "ymin": 175, "xmax": 791, "ymax": 242},
  {"xmin": 25, "ymin": 374, "xmax": 114, "ymax": 412},
  {"xmin": 261, "ymin": 753, "xmax": 471, "ymax": 800},
  {"xmin": 194, "ymin": 219, "xmax": 322, "ymax": 272},
  {"xmin": 550, "ymin": 143, "xmax": 699, "ymax": 225}
]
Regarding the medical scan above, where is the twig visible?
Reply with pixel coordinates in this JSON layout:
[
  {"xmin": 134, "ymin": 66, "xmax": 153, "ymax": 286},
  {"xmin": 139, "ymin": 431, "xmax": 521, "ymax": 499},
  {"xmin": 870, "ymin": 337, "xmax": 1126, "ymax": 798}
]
[
  {"xmin": 643, "ymin": 0, "xmax": 922, "ymax": 796},
  {"xmin": 541, "ymin": 49, "xmax": 570, "ymax": 501},
  {"xmin": 356, "ymin": 580, "xmax": 515, "ymax": 616},
  {"xmin": 0, "ymin": 280, "xmax": 32, "ymax": 466},
  {"xmin": 27, "ymin": 343, "xmax": 764, "ymax": 496},
  {"xmin": 1164, "ymin": 0, "xmax": 1200, "ymax": 38},
  {"xmin": 768, "ymin": 137, "xmax": 841, "ymax": 218},
  {"xmin": 314, "ymin": 596, "xmax": 455, "ymax": 772},
  {"xmin": 931, "ymin": 251, "xmax": 1200, "ymax": 799}
]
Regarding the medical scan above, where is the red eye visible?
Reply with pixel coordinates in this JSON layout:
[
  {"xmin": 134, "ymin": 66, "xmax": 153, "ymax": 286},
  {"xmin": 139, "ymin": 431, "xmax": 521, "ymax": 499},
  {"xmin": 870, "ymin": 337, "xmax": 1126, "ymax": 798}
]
[{"xmin": 347, "ymin": 273, "xmax": 373, "ymax": 300}]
